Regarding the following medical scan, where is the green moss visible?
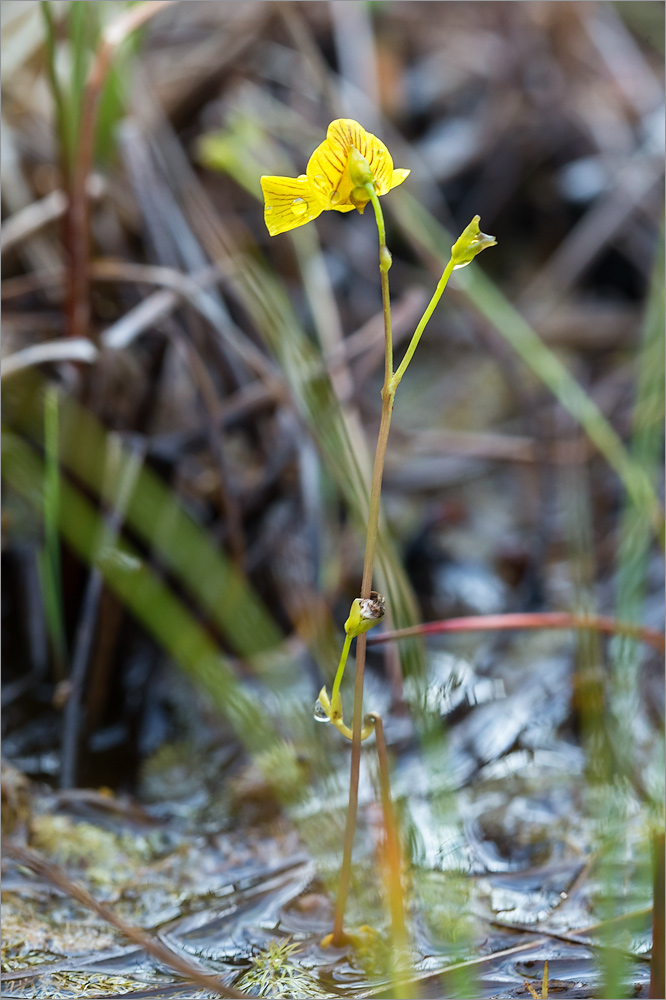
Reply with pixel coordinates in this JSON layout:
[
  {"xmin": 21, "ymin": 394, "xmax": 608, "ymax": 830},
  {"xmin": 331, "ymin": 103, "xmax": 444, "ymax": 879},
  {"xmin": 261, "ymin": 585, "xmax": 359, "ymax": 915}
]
[
  {"xmin": 238, "ymin": 939, "xmax": 333, "ymax": 998},
  {"xmin": 29, "ymin": 814, "xmax": 150, "ymax": 887},
  {"xmin": 254, "ymin": 740, "xmax": 310, "ymax": 805}
]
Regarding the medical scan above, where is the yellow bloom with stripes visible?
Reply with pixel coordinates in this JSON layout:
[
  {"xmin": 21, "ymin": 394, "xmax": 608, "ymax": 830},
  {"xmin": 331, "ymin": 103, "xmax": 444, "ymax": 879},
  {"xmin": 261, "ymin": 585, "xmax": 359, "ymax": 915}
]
[{"xmin": 261, "ymin": 119, "xmax": 410, "ymax": 236}]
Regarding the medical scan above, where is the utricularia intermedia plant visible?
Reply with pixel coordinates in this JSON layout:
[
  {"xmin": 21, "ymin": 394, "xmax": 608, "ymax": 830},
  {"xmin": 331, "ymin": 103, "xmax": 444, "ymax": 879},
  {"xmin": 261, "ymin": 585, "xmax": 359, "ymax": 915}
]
[{"xmin": 262, "ymin": 118, "xmax": 496, "ymax": 950}]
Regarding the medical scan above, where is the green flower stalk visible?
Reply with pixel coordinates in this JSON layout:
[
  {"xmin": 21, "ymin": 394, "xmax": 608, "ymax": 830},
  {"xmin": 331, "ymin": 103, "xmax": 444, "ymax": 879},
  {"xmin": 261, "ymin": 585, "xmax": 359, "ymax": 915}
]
[{"xmin": 315, "ymin": 592, "xmax": 385, "ymax": 740}]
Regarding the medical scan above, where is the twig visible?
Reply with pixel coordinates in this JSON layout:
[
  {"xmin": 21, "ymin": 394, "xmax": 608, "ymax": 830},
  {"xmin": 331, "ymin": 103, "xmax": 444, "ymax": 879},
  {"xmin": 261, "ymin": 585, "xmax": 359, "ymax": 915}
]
[
  {"xmin": 3, "ymin": 843, "xmax": 254, "ymax": 999},
  {"xmin": 1, "ymin": 177, "xmax": 105, "ymax": 257},
  {"xmin": 367, "ymin": 612, "xmax": 665, "ymax": 654},
  {"xmin": 393, "ymin": 427, "xmax": 588, "ymax": 465},
  {"xmin": 2, "ymin": 339, "xmax": 99, "ymax": 379},
  {"xmin": 362, "ymin": 936, "xmax": 550, "ymax": 997},
  {"xmin": 0, "ymin": 259, "xmax": 275, "ymax": 378},
  {"xmin": 488, "ymin": 906, "xmax": 653, "ymax": 959},
  {"xmin": 2, "ymin": 190, "xmax": 67, "ymax": 255},
  {"xmin": 93, "ymin": 261, "xmax": 275, "ymax": 379},
  {"xmin": 1, "ymin": 268, "xmax": 67, "ymax": 300}
]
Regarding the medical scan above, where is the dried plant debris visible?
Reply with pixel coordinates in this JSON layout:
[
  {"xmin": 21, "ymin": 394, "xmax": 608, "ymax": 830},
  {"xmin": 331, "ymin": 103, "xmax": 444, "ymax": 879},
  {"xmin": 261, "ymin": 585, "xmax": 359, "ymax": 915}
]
[
  {"xmin": 1, "ymin": 972, "xmax": 145, "ymax": 999},
  {"xmin": 1, "ymin": 893, "xmax": 119, "ymax": 972}
]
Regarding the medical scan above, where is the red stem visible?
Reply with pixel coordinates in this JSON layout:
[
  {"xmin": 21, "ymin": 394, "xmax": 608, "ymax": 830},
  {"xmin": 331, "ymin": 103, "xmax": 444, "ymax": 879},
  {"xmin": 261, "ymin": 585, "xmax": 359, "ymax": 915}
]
[
  {"xmin": 367, "ymin": 612, "xmax": 665, "ymax": 653},
  {"xmin": 65, "ymin": 1, "xmax": 172, "ymax": 340}
]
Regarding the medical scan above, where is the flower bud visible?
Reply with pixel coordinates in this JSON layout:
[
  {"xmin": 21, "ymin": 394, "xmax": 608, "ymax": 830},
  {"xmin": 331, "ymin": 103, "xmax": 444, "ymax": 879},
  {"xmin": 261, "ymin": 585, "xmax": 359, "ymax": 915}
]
[
  {"xmin": 348, "ymin": 146, "xmax": 374, "ymax": 187},
  {"xmin": 344, "ymin": 592, "xmax": 386, "ymax": 638},
  {"xmin": 350, "ymin": 186, "xmax": 370, "ymax": 213},
  {"xmin": 451, "ymin": 215, "xmax": 497, "ymax": 269}
]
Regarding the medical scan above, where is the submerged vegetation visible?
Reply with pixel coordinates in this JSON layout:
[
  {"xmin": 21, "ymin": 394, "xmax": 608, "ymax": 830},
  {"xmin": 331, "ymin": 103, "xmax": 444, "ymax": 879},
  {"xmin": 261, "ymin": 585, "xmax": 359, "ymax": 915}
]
[{"xmin": 1, "ymin": 2, "xmax": 664, "ymax": 998}]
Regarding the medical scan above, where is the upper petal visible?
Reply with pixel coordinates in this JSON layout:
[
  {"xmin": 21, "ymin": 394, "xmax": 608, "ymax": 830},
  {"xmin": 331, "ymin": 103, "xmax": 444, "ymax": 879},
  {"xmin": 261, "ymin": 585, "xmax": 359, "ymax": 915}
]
[
  {"xmin": 260, "ymin": 175, "xmax": 323, "ymax": 236},
  {"xmin": 327, "ymin": 120, "xmax": 395, "ymax": 195},
  {"xmin": 306, "ymin": 119, "xmax": 396, "ymax": 206}
]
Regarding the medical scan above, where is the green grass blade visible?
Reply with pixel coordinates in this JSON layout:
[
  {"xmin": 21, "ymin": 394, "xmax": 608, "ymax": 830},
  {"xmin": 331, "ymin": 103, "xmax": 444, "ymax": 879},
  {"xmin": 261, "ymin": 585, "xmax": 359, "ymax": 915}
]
[
  {"xmin": 3, "ymin": 428, "xmax": 278, "ymax": 752},
  {"xmin": 611, "ymin": 233, "xmax": 665, "ymax": 769},
  {"xmin": 42, "ymin": 385, "xmax": 67, "ymax": 678},
  {"xmin": 40, "ymin": 1, "xmax": 73, "ymax": 178},
  {"xmin": 4, "ymin": 377, "xmax": 285, "ymax": 672}
]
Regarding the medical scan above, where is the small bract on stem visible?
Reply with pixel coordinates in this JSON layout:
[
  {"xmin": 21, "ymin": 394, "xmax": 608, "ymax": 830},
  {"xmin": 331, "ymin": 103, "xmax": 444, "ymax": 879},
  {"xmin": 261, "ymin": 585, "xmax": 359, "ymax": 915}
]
[{"xmin": 261, "ymin": 118, "xmax": 496, "ymax": 951}]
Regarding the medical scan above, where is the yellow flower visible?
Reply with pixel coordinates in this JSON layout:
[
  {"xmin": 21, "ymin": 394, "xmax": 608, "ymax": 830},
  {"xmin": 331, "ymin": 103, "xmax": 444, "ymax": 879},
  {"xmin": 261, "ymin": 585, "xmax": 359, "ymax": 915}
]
[{"xmin": 261, "ymin": 119, "xmax": 410, "ymax": 236}]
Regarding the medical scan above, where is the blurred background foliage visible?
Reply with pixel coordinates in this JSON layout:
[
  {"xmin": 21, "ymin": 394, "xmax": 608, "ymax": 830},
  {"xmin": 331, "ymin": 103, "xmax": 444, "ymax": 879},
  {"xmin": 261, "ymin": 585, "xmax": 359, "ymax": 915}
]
[{"xmin": 1, "ymin": 2, "xmax": 664, "ymax": 998}]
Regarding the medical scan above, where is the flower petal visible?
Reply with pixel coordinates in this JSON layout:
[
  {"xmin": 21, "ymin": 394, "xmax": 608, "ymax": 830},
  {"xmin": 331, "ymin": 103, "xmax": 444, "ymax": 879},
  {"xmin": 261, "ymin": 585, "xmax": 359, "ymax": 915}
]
[
  {"xmin": 260, "ymin": 176, "xmax": 323, "ymax": 236},
  {"xmin": 306, "ymin": 137, "xmax": 351, "ymax": 207},
  {"xmin": 306, "ymin": 118, "xmax": 396, "ymax": 207},
  {"xmin": 328, "ymin": 119, "xmax": 395, "ymax": 195},
  {"xmin": 389, "ymin": 167, "xmax": 410, "ymax": 191}
]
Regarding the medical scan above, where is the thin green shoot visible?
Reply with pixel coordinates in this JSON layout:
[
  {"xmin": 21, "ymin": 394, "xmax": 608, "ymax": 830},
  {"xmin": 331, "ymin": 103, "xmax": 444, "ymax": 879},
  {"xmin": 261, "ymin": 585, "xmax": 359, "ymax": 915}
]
[
  {"xmin": 39, "ymin": 385, "xmax": 67, "ymax": 679},
  {"xmin": 68, "ymin": 0, "xmax": 90, "ymax": 157},
  {"xmin": 331, "ymin": 632, "xmax": 352, "ymax": 715},
  {"xmin": 391, "ymin": 257, "xmax": 455, "ymax": 391},
  {"xmin": 40, "ymin": 2, "xmax": 71, "ymax": 180}
]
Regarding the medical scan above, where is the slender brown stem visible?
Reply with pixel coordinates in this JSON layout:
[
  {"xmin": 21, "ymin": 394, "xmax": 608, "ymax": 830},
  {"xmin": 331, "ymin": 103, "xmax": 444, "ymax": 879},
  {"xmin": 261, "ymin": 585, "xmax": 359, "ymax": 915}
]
[
  {"xmin": 332, "ymin": 631, "xmax": 366, "ymax": 944},
  {"xmin": 332, "ymin": 187, "xmax": 395, "ymax": 944},
  {"xmin": 371, "ymin": 714, "xmax": 407, "ymax": 939},
  {"xmin": 332, "ymin": 373, "xmax": 395, "ymax": 946}
]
